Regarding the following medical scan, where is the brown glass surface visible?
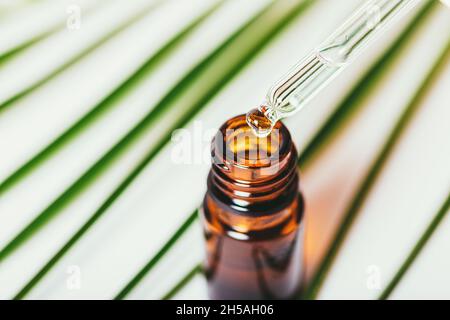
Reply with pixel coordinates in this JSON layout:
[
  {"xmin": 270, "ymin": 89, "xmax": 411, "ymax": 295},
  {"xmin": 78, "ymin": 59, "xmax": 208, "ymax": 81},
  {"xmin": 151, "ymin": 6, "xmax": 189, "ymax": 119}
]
[{"xmin": 201, "ymin": 114, "xmax": 305, "ymax": 300}]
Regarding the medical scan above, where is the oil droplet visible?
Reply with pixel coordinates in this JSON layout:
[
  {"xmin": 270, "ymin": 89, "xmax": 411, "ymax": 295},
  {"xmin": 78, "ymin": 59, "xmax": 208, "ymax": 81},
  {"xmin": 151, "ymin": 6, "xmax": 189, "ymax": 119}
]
[{"xmin": 246, "ymin": 108, "xmax": 274, "ymax": 138}]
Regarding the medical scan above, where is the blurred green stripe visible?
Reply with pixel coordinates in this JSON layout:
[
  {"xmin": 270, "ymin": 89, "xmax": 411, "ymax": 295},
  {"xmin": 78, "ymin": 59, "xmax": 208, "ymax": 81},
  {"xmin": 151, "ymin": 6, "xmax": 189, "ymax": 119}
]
[
  {"xmin": 0, "ymin": 0, "xmax": 43, "ymax": 16},
  {"xmin": 0, "ymin": 2, "xmax": 220, "ymax": 263},
  {"xmin": 12, "ymin": 3, "xmax": 224, "ymax": 299},
  {"xmin": 157, "ymin": 0, "xmax": 438, "ymax": 300},
  {"xmin": 0, "ymin": 0, "xmax": 163, "ymax": 113},
  {"xmin": 162, "ymin": 264, "xmax": 203, "ymax": 300},
  {"xmin": 0, "ymin": 1, "xmax": 222, "ymax": 196},
  {"xmin": 13, "ymin": 0, "xmax": 315, "ymax": 298},
  {"xmin": 0, "ymin": 0, "xmax": 80, "ymax": 60},
  {"xmin": 298, "ymin": 0, "xmax": 436, "ymax": 168},
  {"xmin": 0, "ymin": 0, "xmax": 95, "ymax": 64},
  {"xmin": 380, "ymin": 191, "xmax": 450, "ymax": 299},
  {"xmin": 115, "ymin": 209, "xmax": 199, "ymax": 299},
  {"xmin": 0, "ymin": 32, "xmax": 50, "ymax": 68},
  {"xmin": 305, "ymin": 36, "xmax": 450, "ymax": 300}
]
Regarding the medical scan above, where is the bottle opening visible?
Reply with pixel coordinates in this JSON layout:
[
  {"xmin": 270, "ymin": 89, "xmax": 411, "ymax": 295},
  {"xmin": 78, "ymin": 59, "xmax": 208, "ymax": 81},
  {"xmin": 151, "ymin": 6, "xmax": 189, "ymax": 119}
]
[{"xmin": 213, "ymin": 115, "xmax": 292, "ymax": 182}]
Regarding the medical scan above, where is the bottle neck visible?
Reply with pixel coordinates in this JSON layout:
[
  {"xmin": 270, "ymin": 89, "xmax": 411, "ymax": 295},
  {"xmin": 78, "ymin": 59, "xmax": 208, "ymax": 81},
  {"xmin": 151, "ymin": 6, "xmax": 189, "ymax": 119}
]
[
  {"xmin": 208, "ymin": 143, "xmax": 299, "ymax": 216},
  {"xmin": 204, "ymin": 193, "xmax": 301, "ymax": 235},
  {"xmin": 205, "ymin": 114, "xmax": 301, "ymax": 234}
]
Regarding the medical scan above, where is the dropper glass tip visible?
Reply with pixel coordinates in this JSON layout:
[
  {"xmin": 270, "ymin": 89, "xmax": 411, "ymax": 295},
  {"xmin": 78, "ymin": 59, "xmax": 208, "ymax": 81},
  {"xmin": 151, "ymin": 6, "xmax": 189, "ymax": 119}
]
[{"xmin": 246, "ymin": 107, "xmax": 275, "ymax": 138}]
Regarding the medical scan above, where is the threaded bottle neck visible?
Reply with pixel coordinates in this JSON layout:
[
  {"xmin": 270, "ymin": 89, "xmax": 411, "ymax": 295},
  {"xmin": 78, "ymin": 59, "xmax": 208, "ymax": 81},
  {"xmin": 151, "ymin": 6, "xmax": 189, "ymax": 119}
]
[{"xmin": 208, "ymin": 115, "xmax": 299, "ymax": 217}]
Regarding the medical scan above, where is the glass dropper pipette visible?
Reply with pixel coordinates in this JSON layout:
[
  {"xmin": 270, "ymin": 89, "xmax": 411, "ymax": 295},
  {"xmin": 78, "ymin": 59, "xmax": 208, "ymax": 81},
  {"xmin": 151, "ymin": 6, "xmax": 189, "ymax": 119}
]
[{"xmin": 246, "ymin": 0, "xmax": 424, "ymax": 137}]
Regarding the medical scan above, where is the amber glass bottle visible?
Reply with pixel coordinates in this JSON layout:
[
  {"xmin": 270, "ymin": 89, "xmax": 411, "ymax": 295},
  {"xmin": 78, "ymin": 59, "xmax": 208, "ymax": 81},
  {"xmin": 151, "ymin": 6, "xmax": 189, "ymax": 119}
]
[{"xmin": 201, "ymin": 114, "xmax": 305, "ymax": 300}]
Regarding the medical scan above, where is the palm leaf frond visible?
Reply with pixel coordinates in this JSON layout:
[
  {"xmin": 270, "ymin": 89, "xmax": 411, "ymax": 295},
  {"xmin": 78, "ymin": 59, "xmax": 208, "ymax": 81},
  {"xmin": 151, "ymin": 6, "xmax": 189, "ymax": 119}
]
[{"xmin": 306, "ymin": 37, "xmax": 450, "ymax": 299}]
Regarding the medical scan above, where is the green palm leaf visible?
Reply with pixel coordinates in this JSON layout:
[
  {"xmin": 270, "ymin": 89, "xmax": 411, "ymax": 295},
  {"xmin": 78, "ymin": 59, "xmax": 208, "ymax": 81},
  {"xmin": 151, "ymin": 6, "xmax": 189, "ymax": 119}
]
[
  {"xmin": 1, "ymin": 0, "xmax": 449, "ymax": 300},
  {"xmin": 306, "ymin": 36, "xmax": 450, "ymax": 299}
]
